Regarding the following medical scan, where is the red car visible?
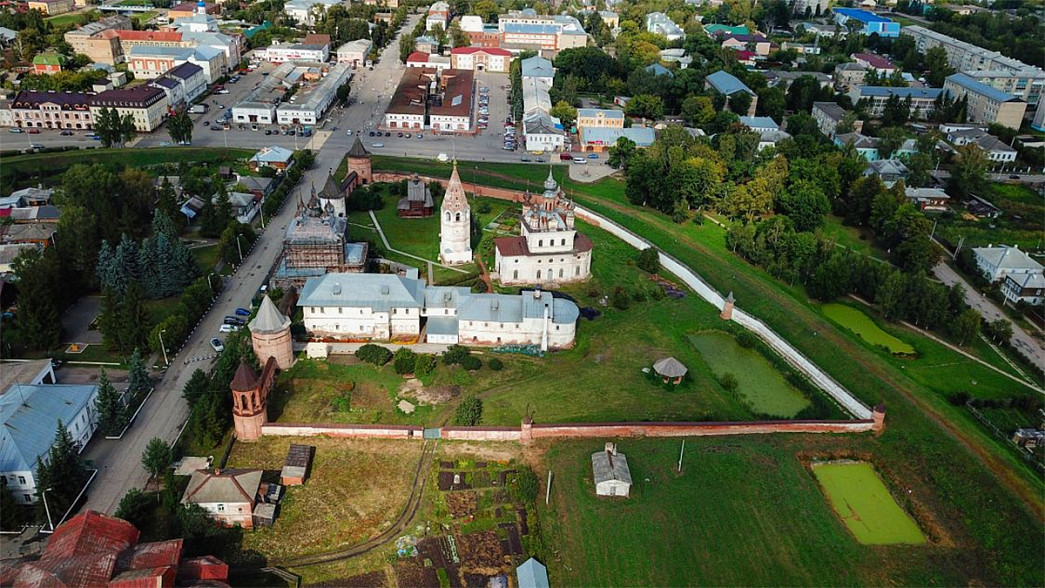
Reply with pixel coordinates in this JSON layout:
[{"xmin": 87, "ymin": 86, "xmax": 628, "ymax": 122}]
[
  {"xmin": 559, "ymin": 153, "xmax": 573, "ymax": 160},
  {"xmin": 27, "ymin": 128, "xmax": 40, "ymax": 134}
]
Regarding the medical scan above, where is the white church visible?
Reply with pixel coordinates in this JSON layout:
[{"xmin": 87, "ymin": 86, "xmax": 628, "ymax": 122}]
[
  {"xmin": 494, "ymin": 169, "xmax": 592, "ymax": 286},
  {"xmin": 439, "ymin": 161, "xmax": 473, "ymax": 265}
]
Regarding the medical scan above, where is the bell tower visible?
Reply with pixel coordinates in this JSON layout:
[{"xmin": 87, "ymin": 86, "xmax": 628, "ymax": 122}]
[
  {"xmin": 439, "ymin": 160, "xmax": 472, "ymax": 265},
  {"xmin": 231, "ymin": 360, "xmax": 268, "ymax": 441},
  {"xmin": 346, "ymin": 137, "xmax": 372, "ymax": 184}
]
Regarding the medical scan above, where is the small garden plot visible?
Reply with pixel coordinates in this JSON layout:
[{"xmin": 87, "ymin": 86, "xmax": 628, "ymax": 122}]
[
  {"xmin": 689, "ymin": 331, "xmax": 810, "ymax": 418},
  {"xmin": 822, "ymin": 303, "xmax": 916, "ymax": 356},
  {"xmin": 812, "ymin": 461, "xmax": 925, "ymax": 546},
  {"xmin": 456, "ymin": 531, "xmax": 505, "ymax": 571}
]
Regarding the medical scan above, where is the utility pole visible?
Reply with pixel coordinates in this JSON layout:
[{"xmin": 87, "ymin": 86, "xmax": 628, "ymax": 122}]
[
  {"xmin": 236, "ymin": 234, "xmax": 244, "ymax": 262},
  {"xmin": 677, "ymin": 439, "xmax": 685, "ymax": 473},
  {"xmin": 158, "ymin": 329, "xmax": 169, "ymax": 366},
  {"xmin": 545, "ymin": 470, "xmax": 552, "ymax": 505}
]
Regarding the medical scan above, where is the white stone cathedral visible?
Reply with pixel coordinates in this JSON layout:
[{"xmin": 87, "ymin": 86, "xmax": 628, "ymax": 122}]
[
  {"xmin": 439, "ymin": 161, "xmax": 473, "ymax": 265},
  {"xmin": 494, "ymin": 168, "xmax": 592, "ymax": 286}
]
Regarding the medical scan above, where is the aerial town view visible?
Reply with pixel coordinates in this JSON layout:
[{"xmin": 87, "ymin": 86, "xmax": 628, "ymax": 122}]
[{"xmin": 0, "ymin": 0, "xmax": 1043, "ymax": 584}]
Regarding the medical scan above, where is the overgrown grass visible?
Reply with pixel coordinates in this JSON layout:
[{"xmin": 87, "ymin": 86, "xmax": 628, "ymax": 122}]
[{"xmin": 822, "ymin": 302, "xmax": 917, "ymax": 355}]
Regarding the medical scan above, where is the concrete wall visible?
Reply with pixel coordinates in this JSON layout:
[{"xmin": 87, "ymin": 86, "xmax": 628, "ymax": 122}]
[
  {"xmin": 442, "ymin": 427, "xmax": 522, "ymax": 441},
  {"xmin": 528, "ymin": 420, "xmax": 875, "ymax": 439},
  {"xmin": 262, "ymin": 423, "xmax": 422, "ymax": 439}
]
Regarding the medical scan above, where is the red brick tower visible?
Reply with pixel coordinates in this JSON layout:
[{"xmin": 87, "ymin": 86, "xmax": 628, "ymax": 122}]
[
  {"xmin": 346, "ymin": 137, "xmax": 372, "ymax": 184},
  {"xmin": 231, "ymin": 360, "xmax": 267, "ymax": 441},
  {"xmin": 249, "ymin": 295, "xmax": 293, "ymax": 370},
  {"xmin": 720, "ymin": 291, "xmax": 735, "ymax": 320}
]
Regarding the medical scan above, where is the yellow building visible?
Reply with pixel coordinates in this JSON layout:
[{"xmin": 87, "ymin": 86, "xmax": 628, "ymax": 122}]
[
  {"xmin": 27, "ymin": 0, "xmax": 74, "ymax": 14},
  {"xmin": 576, "ymin": 108, "xmax": 625, "ymax": 129}
]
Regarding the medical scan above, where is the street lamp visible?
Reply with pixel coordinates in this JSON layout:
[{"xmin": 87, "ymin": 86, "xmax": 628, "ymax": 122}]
[
  {"xmin": 206, "ymin": 272, "xmax": 218, "ymax": 291},
  {"xmin": 236, "ymin": 234, "xmax": 245, "ymax": 263},
  {"xmin": 158, "ymin": 329, "xmax": 169, "ymax": 366},
  {"xmin": 41, "ymin": 487, "xmax": 54, "ymax": 532}
]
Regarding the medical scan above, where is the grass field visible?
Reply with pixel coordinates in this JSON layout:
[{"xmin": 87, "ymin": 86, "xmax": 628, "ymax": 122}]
[
  {"xmin": 689, "ymin": 331, "xmax": 810, "ymax": 418},
  {"xmin": 371, "ymin": 157, "xmax": 1044, "ymax": 585},
  {"xmin": 812, "ymin": 461, "xmax": 926, "ymax": 545},
  {"xmin": 44, "ymin": 13, "xmax": 82, "ymax": 27},
  {"xmin": 226, "ymin": 436, "xmax": 421, "ymax": 561},
  {"xmin": 822, "ymin": 303, "xmax": 917, "ymax": 355},
  {"xmin": 191, "ymin": 245, "xmax": 221, "ymax": 273},
  {"xmin": 539, "ymin": 437, "xmax": 972, "ymax": 586}
]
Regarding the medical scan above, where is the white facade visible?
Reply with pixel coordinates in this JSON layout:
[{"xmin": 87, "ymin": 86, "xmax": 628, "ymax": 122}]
[
  {"xmin": 384, "ymin": 111, "xmax": 425, "ymax": 129},
  {"xmin": 439, "ymin": 161, "xmax": 473, "ymax": 265},
  {"xmin": 264, "ymin": 44, "xmax": 330, "ymax": 63},
  {"xmin": 495, "ymin": 170, "xmax": 592, "ymax": 286},
  {"xmin": 973, "ymin": 244, "xmax": 1043, "ymax": 283},
  {"xmin": 283, "ymin": 0, "xmax": 341, "ymax": 27},
  {"xmin": 232, "ymin": 103, "xmax": 276, "ymax": 124},
  {"xmin": 337, "ymin": 39, "xmax": 372, "ymax": 66},
  {"xmin": 429, "ymin": 112, "xmax": 471, "ymax": 132}
]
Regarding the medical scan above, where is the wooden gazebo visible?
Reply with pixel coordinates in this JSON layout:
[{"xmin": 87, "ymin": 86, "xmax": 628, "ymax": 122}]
[{"xmin": 652, "ymin": 357, "xmax": 688, "ymax": 384}]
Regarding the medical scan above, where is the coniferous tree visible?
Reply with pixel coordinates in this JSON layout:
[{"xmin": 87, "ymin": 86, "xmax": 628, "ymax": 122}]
[
  {"xmin": 98, "ymin": 288, "xmax": 124, "ymax": 351},
  {"xmin": 34, "ymin": 421, "xmax": 88, "ymax": 525},
  {"xmin": 138, "ymin": 236, "xmax": 162, "ymax": 298},
  {"xmin": 0, "ymin": 484, "xmax": 24, "ymax": 531},
  {"xmin": 94, "ymin": 369, "xmax": 128, "ymax": 436},
  {"xmin": 152, "ymin": 209, "xmax": 178, "ymax": 240},
  {"xmin": 96, "ymin": 240, "xmax": 118, "ymax": 293},
  {"xmin": 156, "ymin": 179, "xmax": 180, "ymax": 227},
  {"xmin": 119, "ymin": 281, "xmax": 150, "ymax": 353},
  {"xmin": 111, "ymin": 234, "xmax": 140, "ymax": 296},
  {"xmin": 127, "ymin": 347, "xmax": 151, "ymax": 395},
  {"xmin": 11, "ymin": 248, "xmax": 61, "ymax": 351}
]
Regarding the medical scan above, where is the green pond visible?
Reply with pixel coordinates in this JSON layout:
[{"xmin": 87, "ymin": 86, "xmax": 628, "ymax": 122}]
[
  {"xmin": 689, "ymin": 332, "xmax": 810, "ymax": 418},
  {"xmin": 812, "ymin": 461, "xmax": 926, "ymax": 545},
  {"xmin": 822, "ymin": 303, "xmax": 916, "ymax": 355}
]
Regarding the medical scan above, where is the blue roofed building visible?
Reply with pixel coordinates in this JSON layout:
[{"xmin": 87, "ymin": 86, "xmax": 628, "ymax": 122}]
[
  {"xmin": 1, "ymin": 379, "xmax": 100, "ymax": 505},
  {"xmin": 578, "ymin": 126, "xmax": 656, "ymax": 152},
  {"xmin": 517, "ymin": 558, "xmax": 550, "ymax": 588},
  {"xmin": 848, "ymin": 86, "xmax": 945, "ymax": 119},
  {"xmin": 705, "ymin": 70, "xmax": 757, "ymax": 115},
  {"xmin": 645, "ymin": 63, "xmax": 674, "ymax": 78},
  {"xmin": 833, "ymin": 8, "xmax": 900, "ymax": 37},
  {"xmin": 943, "ymin": 73, "xmax": 1027, "ymax": 130},
  {"xmin": 521, "ymin": 55, "xmax": 555, "ymax": 86},
  {"xmin": 299, "ymin": 272, "xmax": 580, "ymax": 349},
  {"xmin": 738, "ymin": 116, "xmax": 778, "ymax": 132}
]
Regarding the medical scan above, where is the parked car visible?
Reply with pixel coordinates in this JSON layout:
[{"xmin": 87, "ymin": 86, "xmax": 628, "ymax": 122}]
[
  {"xmin": 216, "ymin": 89, "xmax": 230, "ymax": 94},
  {"xmin": 60, "ymin": 130, "xmax": 73, "ymax": 136},
  {"xmin": 372, "ymin": 143, "xmax": 384, "ymax": 148},
  {"xmin": 347, "ymin": 129, "xmax": 354, "ymax": 135},
  {"xmin": 572, "ymin": 158, "xmax": 587, "ymax": 165},
  {"xmin": 264, "ymin": 129, "xmax": 272, "ymax": 135},
  {"xmin": 223, "ymin": 316, "xmax": 246, "ymax": 326},
  {"xmin": 8, "ymin": 128, "xmax": 22, "ymax": 133},
  {"xmin": 219, "ymin": 324, "xmax": 240, "ymax": 333},
  {"xmin": 369, "ymin": 131, "xmax": 376, "ymax": 136},
  {"xmin": 397, "ymin": 132, "xmax": 404, "ymax": 137},
  {"xmin": 235, "ymin": 307, "xmax": 251, "ymax": 316},
  {"xmin": 417, "ymin": 134, "xmax": 423, "ymax": 139},
  {"xmin": 559, "ymin": 153, "xmax": 573, "ymax": 160},
  {"xmin": 535, "ymin": 157, "xmax": 545, "ymax": 163},
  {"xmin": 587, "ymin": 153, "xmax": 599, "ymax": 159},
  {"xmin": 29, "ymin": 143, "xmax": 44, "ymax": 150},
  {"xmin": 210, "ymin": 338, "xmax": 224, "ymax": 352},
  {"xmin": 27, "ymin": 129, "xmax": 40, "ymax": 134},
  {"xmin": 521, "ymin": 156, "xmax": 532, "ymax": 162}
]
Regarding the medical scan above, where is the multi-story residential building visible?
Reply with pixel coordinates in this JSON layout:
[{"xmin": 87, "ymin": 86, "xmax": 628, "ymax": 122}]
[
  {"xmin": 812, "ymin": 101, "xmax": 862, "ymax": 138},
  {"xmin": 150, "ymin": 61, "xmax": 207, "ymax": 106},
  {"xmin": 426, "ymin": 0, "xmax": 449, "ymax": 31},
  {"xmin": 973, "ymin": 245, "xmax": 1043, "ymax": 305},
  {"xmin": 89, "ymin": 85, "xmax": 168, "ymax": 132},
  {"xmin": 262, "ymin": 42, "xmax": 329, "ymax": 63},
  {"xmin": 962, "ymin": 69, "xmax": 1045, "ymax": 109},
  {"xmin": 27, "ymin": 0, "xmax": 73, "ymax": 15},
  {"xmin": 851, "ymin": 52, "xmax": 896, "ymax": 76},
  {"xmin": 498, "ymin": 10, "xmax": 588, "ymax": 51},
  {"xmin": 646, "ymin": 12, "xmax": 685, "ymax": 42},
  {"xmin": 336, "ymin": 39, "xmax": 372, "ymax": 66},
  {"xmin": 834, "ymin": 61, "xmax": 868, "ymax": 91},
  {"xmin": 848, "ymin": 86, "xmax": 943, "ymax": 119},
  {"xmin": 127, "ymin": 45, "xmax": 224, "ymax": 82},
  {"xmin": 944, "ymin": 73, "xmax": 1027, "ymax": 130},
  {"xmin": 450, "ymin": 47, "xmax": 510, "ymax": 72},
  {"xmin": 10, "ymin": 90, "xmax": 94, "ymax": 129},
  {"xmin": 833, "ymin": 8, "xmax": 900, "ymax": 37},
  {"xmin": 576, "ymin": 108, "xmax": 624, "ymax": 129},
  {"xmin": 63, "ymin": 16, "xmax": 132, "ymax": 65},
  {"xmin": 902, "ymin": 26, "xmax": 1036, "ymax": 74}
]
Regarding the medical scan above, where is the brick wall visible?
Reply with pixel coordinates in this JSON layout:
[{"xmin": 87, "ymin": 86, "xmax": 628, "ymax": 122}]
[
  {"xmin": 527, "ymin": 420, "xmax": 876, "ymax": 441},
  {"xmin": 373, "ymin": 172, "xmax": 530, "ymax": 203},
  {"xmin": 442, "ymin": 427, "xmax": 522, "ymax": 441},
  {"xmin": 261, "ymin": 423, "xmax": 423, "ymax": 439}
]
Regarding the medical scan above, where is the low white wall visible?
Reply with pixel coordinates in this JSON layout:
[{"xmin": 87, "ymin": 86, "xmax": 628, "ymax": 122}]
[{"xmin": 573, "ymin": 205, "xmax": 872, "ymax": 420}]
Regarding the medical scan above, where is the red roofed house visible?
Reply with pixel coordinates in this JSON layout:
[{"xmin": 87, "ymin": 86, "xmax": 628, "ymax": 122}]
[
  {"xmin": 851, "ymin": 52, "xmax": 896, "ymax": 75},
  {"xmin": 406, "ymin": 51, "xmax": 450, "ymax": 70},
  {"xmin": 9, "ymin": 510, "xmax": 229, "ymax": 588},
  {"xmin": 450, "ymin": 47, "xmax": 510, "ymax": 72}
]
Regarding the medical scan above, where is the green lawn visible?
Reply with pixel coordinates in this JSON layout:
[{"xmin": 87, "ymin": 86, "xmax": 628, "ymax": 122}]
[
  {"xmin": 812, "ymin": 461, "xmax": 926, "ymax": 545},
  {"xmin": 822, "ymin": 303, "xmax": 917, "ymax": 355},
  {"xmin": 44, "ymin": 13, "xmax": 82, "ymax": 27},
  {"xmin": 371, "ymin": 157, "xmax": 1044, "ymax": 585},
  {"xmin": 820, "ymin": 214, "xmax": 881, "ymax": 257},
  {"xmin": 690, "ymin": 331, "xmax": 811, "ymax": 417},
  {"xmin": 540, "ymin": 438, "xmax": 967, "ymax": 587},
  {"xmin": 191, "ymin": 245, "xmax": 221, "ymax": 273}
]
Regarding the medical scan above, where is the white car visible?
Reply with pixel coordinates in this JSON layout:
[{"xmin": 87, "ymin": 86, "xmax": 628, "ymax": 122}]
[
  {"xmin": 210, "ymin": 338, "xmax": 224, "ymax": 352},
  {"xmin": 219, "ymin": 324, "xmax": 240, "ymax": 333},
  {"xmin": 372, "ymin": 142, "xmax": 384, "ymax": 148},
  {"xmin": 346, "ymin": 129, "xmax": 353, "ymax": 135}
]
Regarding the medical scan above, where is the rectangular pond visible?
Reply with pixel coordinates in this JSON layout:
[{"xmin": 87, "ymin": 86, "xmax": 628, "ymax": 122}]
[
  {"xmin": 689, "ymin": 331, "xmax": 810, "ymax": 418},
  {"xmin": 812, "ymin": 461, "xmax": 926, "ymax": 545}
]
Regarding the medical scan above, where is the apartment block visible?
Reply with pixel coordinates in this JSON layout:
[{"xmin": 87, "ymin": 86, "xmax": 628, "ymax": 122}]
[{"xmin": 944, "ymin": 73, "xmax": 1027, "ymax": 130}]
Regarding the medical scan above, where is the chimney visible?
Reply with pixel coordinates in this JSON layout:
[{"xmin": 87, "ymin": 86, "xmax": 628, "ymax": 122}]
[
  {"xmin": 381, "ymin": 285, "xmax": 390, "ymax": 295},
  {"xmin": 332, "ymin": 282, "xmax": 341, "ymax": 295}
]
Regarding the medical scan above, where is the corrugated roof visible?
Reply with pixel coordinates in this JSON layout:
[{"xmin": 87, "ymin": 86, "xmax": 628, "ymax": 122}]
[
  {"xmin": 0, "ymin": 384, "xmax": 97, "ymax": 473},
  {"xmin": 592, "ymin": 449, "xmax": 633, "ymax": 485},
  {"xmin": 299, "ymin": 273, "xmax": 426, "ymax": 311},
  {"xmin": 706, "ymin": 70, "xmax": 754, "ymax": 96},
  {"xmin": 973, "ymin": 245, "xmax": 1043, "ymax": 272},
  {"xmin": 834, "ymin": 8, "xmax": 893, "ymax": 23},
  {"xmin": 946, "ymin": 73, "xmax": 1020, "ymax": 103},
  {"xmin": 520, "ymin": 56, "xmax": 554, "ymax": 79},
  {"xmin": 854, "ymin": 86, "xmax": 944, "ymax": 99},
  {"xmin": 182, "ymin": 469, "xmax": 262, "ymax": 505},
  {"xmin": 43, "ymin": 511, "xmax": 140, "ymax": 561},
  {"xmin": 580, "ymin": 126, "xmax": 656, "ymax": 146},
  {"xmin": 517, "ymin": 558, "xmax": 549, "ymax": 588}
]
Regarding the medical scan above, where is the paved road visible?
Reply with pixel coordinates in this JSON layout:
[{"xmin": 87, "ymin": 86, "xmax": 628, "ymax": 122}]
[
  {"xmin": 80, "ymin": 17, "xmax": 420, "ymax": 515},
  {"xmin": 932, "ymin": 262, "xmax": 1045, "ymax": 375}
]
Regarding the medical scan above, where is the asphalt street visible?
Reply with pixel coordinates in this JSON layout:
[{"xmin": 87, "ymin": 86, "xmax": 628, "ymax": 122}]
[
  {"xmin": 79, "ymin": 16, "xmax": 424, "ymax": 515},
  {"xmin": 932, "ymin": 262, "xmax": 1045, "ymax": 373}
]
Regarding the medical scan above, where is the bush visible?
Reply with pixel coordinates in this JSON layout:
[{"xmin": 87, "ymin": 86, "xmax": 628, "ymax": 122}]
[
  {"xmin": 356, "ymin": 344, "xmax": 392, "ymax": 365},
  {"xmin": 476, "ymin": 201, "xmax": 492, "ymax": 214},
  {"xmin": 461, "ymin": 355, "xmax": 483, "ymax": 371},
  {"xmin": 453, "ymin": 395, "xmax": 483, "ymax": 425},
  {"xmin": 442, "ymin": 344, "xmax": 470, "ymax": 365},
  {"xmin": 414, "ymin": 353, "xmax": 437, "ymax": 377},
  {"xmin": 488, "ymin": 357, "xmax": 503, "ymax": 371},
  {"xmin": 736, "ymin": 331, "xmax": 757, "ymax": 348},
  {"xmin": 636, "ymin": 247, "xmax": 660, "ymax": 273},
  {"xmin": 512, "ymin": 467, "xmax": 540, "ymax": 504},
  {"xmin": 719, "ymin": 373, "xmax": 738, "ymax": 392},
  {"xmin": 611, "ymin": 286, "xmax": 630, "ymax": 310},
  {"xmin": 393, "ymin": 347, "xmax": 417, "ymax": 374}
]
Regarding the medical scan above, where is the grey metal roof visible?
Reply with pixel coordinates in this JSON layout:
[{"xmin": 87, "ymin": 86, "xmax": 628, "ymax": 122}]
[
  {"xmin": 706, "ymin": 70, "xmax": 754, "ymax": 96},
  {"xmin": 299, "ymin": 273, "xmax": 426, "ymax": 311},
  {"xmin": 591, "ymin": 449, "xmax": 632, "ymax": 485},
  {"xmin": 854, "ymin": 86, "xmax": 944, "ymax": 99},
  {"xmin": 1, "ymin": 384, "xmax": 98, "ymax": 473},
  {"xmin": 426, "ymin": 316, "xmax": 460, "ymax": 336},
  {"xmin": 182, "ymin": 469, "xmax": 262, "ymax": 505},
  {"xmin": 250, "ymin": 295, "xmax": 290, "ymax": 333},
  {"xmin": 946, "ymin": 73, "xmax": 1020, "ymax": 103},
  {"xmin": 517, "ymin": 558, "xmax": 549, "ymax": 588},
  {"xmin": 521, "ymin": 56, "xmax": 554, "ymax": 79},
  {"xmin": 973, "ymin": 245, "xmax": 1043, "ymax": 272}
]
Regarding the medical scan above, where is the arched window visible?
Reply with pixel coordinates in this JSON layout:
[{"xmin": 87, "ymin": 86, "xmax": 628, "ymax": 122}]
[
  {"xmin": 455, "ymin": 212, "xmax": 461, "ymax": 221},
  {"xmin": 539, "ymin": 240, "xmax": 543, "ymax": 247},
  {"xmin": 513, "ymin": 270, "xmax": 518, "ymax": 280},
  {"xmin": 251, "ymin": 393, "xmax": 257, "ymax": 409},
  {"xmin": 537, "ymin": 270, "xmax": 541, "ymax": 280},
  {"xmin": 445, "ymin": 211, "xmax": 451, "ymax": 221},
  {"xmin": 559, "ymin": 268, "xmax": 563, "ymax": 278},
  {"xmin": 240, "ymin": 394, "xmax": 248, "ymax": 410}
]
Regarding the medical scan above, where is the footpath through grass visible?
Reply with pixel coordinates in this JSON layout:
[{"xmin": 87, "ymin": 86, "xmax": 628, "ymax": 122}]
[{"xmin": 373, "ymin": 157, "xmax": 1044, "ymax": 586}]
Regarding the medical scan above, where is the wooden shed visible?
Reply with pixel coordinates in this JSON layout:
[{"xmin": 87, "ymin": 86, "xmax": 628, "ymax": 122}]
[
  {"xmin": 281, "ymin": 444, "xmax": 314, "ymax": 486},
  {"xmin": 591, "ymin": 443, "xmax": 632, "ymax": 497}
]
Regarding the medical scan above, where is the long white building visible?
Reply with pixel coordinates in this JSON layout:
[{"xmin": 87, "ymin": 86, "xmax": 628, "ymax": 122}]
[{"xmin": 299, "ymin": 273, "xmax": 580, "ymax": 349}]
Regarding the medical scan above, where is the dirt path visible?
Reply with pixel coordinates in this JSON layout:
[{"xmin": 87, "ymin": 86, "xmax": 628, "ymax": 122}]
[
  {"xmin": 583, "ymin": 195, "xmax": 1045, "ymax": 520},
  {"xmin": 274, "ymin": 440, "xmax": 438, "ymax": 568}
]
